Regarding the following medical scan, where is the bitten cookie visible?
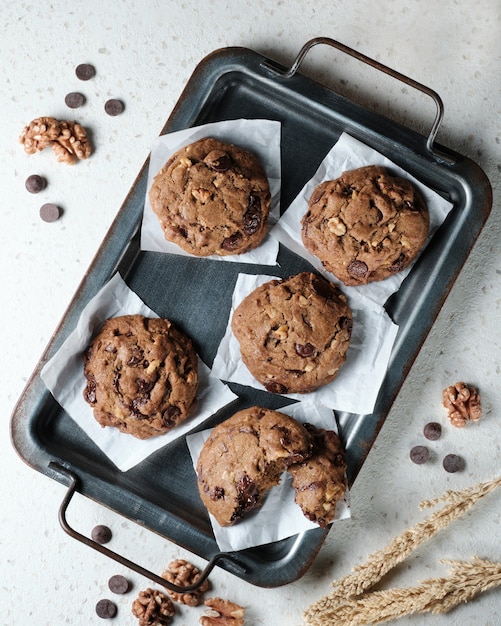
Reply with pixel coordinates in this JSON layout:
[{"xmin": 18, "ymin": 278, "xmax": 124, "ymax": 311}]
[
  {"xmin": 83, "ymin": 315, "xmax": 198, "ymax": 439},
  {"xmin": 149, "ymin": 137, "xmax": 271, "ymax": 256},
  {"xmin": 301, "ymin": 165, "xmax": 430, "ymax": 285},
  {"xmin": 231, "ymin": 272, "xmax": 353, "ymax": 394},
  {"xmin": 196, "ymin": 406, "xmax": 313, "ymax": 526},
  {"xmin": 289, "ymin": 424, "xmax": 347, "ymax": 528}
]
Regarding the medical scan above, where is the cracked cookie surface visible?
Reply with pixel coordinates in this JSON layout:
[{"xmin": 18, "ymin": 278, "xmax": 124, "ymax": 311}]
[
  {"xmin": 289, "ymin": 424, "xmax": 347, "ymax": 528},
  {"xmin": 83, "ymin": 314, "xmax": 198, "ymax": 439},
  {"xmin": 231, "ymin": 272, "xmax": 353, "ymax": 394},
  {"xmin": 196, "ymin": 406, "xmax": 312, "ymax": 526},
  {"xmin": 301, "ymin": 165, "xmax": 429, "ymax": 285},
  {"xmin": 149, "ymin": 137, "xmax": 271, "ymax": 256}
]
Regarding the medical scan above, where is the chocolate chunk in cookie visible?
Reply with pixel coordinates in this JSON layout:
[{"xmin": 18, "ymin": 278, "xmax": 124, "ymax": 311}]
[
  {"xmin": 289, "ymin": 424, "xmax": 347, "ymax": 527},
  {"xmin": 231, "ymin": 272, "xmax": 353, "ymax": 394},
  {"xmin": 301, "ymin": 165, "xmax": 429, "ymax": 285},
  {"xmin": 149, "ymin": 137, "xmax": 271, "ymax": 256},
  {"xmin": 83, "ymin": 315, "xmax": 198, "ymax": 439},
  {"xmin": 196, "ymin": 407, "xmax": 313, "ymax": 526}
]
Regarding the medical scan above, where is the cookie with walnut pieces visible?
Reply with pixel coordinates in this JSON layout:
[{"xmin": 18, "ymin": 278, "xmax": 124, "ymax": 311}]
[
  {"xmin": 231, "ymin": 272, "xmax": 353, "ymax": 394},
  {"xmin": 289, "ymin": 424, "xmax": 347, "ymax": 527},
  {"xmin": 196, "ymin": 406, "xmax": 313, "ymax": 526},
  {"xmin": 149, "ymin": 137, "xmax": 271, "ymax": 256},
  {"xmin": 82, "ymin": 315, "xmax": 198, "ymax": 439},
  {"xmin": 301, "ymin": 165, "xmax": 429, "ymax": 285}
]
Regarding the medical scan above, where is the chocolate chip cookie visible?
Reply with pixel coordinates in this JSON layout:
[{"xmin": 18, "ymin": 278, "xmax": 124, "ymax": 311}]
[
  {"xmin": 289, "ymin": 424, "xmax": 347, "ymax": 527},
  {"xmin": 301, "ymin": 165, "xmax": 430, "ymax": 285},
  {"xmin": 83, "ymin": 315, "xmax": 198, "ymax": 439},
  {"xmin": 149, "ymin": 137, "xmax": 271, "ymax": 256},
  {"xmin": 231, "ymin": 272, "xmax": 353, "ymax": 394},
  {"xmin": 196, "ymin": 406, "xmax": 313, "ymax": 526}
]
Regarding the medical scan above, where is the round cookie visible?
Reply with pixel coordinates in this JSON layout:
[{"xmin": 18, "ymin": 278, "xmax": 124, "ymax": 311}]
[
  {"xmin": 289, "ymin": 424, "xmax": 347, "ymax": 528},
  {"xmin": 301, "ymin": 165, "xmax": 430, "ymax": 286},
  {"xmin": 231, "ymin": 272, "xmax": 353, "ymax": 394},
  {"xmin": 196, "ymin": 406, "xmax": 313, "ymax": 527},
  {"xmin": 149, "ymin": 137, "xmax": 271, "ymax": 256},
  {"xmin": 82, "ymin": 315, "xmax": 198, "ymax": 439}
]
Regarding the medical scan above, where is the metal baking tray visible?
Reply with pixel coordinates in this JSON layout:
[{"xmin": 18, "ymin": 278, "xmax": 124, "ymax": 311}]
[{"xmin": 11, "ymin": 38, "xmax": 492, "ymax": 588}]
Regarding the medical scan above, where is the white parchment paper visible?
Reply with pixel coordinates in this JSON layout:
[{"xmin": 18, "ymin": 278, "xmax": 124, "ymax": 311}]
[
  {"xmin": 140, "ymin": 118, "xmax": 281, "ymax": 265},
  {"xmin": 40, "ymin": 273, "xmax": 237, "ymax": 471},
  {"xmin": 186, "ymin": 401, "xmax": 350, "ymax": 552},
  {"xmin": 270, "ymin": 132, "xmax": 454, "ymax": 306},
  {"xmin": 211, "ymin": 273, "xmax": 398, "ymax": 416}
]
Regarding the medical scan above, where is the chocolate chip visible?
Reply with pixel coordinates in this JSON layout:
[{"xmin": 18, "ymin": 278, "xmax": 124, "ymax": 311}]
[
  {"xmin": 424, "ymin": 422, "xmax": 442, "ymax": 440},
  {"xmin": 104, "ymin": 99, "xmax": 125, "ymax": 116},
  {"xmin": 348, "ymin": 260, "xmax": 368, "ymax": 279},
  {"xmin": 443, "ymin": 453, "xmax": 465, "ymax": 473},
  {"xmin": 311, "ymin": 275, "xmax": 334, "ymax": 299},
  {"xmin": 210, "ymin": 486, "xmax": 225, "ymax": 500},
  {"xmin": 162, "ymin": 405, "xmax": 181, "ymax": 427},
  {"xmin": 130, "ymin": 397, "xmax": 148, "ymax": 419},
  {"xmin": 135, "ymin": 378, "xmax": 154, "ymax": 394},
  {"xmin": 388, "ymin": 253, "xmax": 407, "ymax": 273},
  {"xmin": 91, "ymin": 524, "xmax": 112, "ymax": 544},
  {"xmin": 339, "ymin": 317, "xmax": 353, "ymax": 336},
  {"xmin": 295, "ymin": 342, "xmax": 316, "ymax": 357},
  {"xmin": 75, "ymin": 63, "xmax": 95, "ymax": 80},
  {"xmin": 231, "ymin": 474, "xmax": 259, "ymax": 522},
  {"xmin": 205, "ymin": 149, "xmax": 231, "ymax": 172},
  {"xmin": 263, "ymin": 380, "xmax": 288, "ymax": 394},
  {"xmin": 242, "ymin": 194, "xmax": 262, "ymax": 235},
  {"xmin": 84, "ymin": 379, "xmax": 97, "ymax": 404},
  {"xmin": 65, "ymin": 91, "xmax": 86, "ymax": 108},
  {"xmin": 221, "ymin": 231, "xmax": 243, "ymax": 251},
  {"xmin": 39, "ymin": 203, "xmax": 62, "ymax": 222},
  {"xmin": 410, "ymin": 445, "xmax": 429, "ymax": 464},
  {"xmin": 25, "ymin": 174, "xmax": 47, "ymax": 193},
  {"xmin": 95, "ymin": 599, "xmax": 117, "ymax": 619},
  {"xmin": 108, "ymin": 574, "xmax": 130, "ymax": 595}
]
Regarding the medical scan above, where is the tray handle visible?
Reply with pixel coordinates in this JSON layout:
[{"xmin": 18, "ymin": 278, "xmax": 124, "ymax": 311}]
[
  {"xmin": 265, "ymin": 37, "xmax": 454, "ymax": 165},
  {"xmin": 49, "ymin": 462, "xmax": 246, "ymax": 592}
]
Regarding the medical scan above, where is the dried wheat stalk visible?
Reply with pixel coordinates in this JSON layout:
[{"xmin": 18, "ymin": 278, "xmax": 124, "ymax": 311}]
[
  {"xmin": 304, "ymin": 557, "xmax": 501, "ymax": 625},
  {"xmin": 304, "ymin": 475, "xmax": 501, "ymax": 624}
]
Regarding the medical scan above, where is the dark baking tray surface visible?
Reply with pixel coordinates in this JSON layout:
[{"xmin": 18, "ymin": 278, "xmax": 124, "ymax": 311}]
[{"xmin": 11, "ymin": 43, "xmax": 492, "ymax": 587}]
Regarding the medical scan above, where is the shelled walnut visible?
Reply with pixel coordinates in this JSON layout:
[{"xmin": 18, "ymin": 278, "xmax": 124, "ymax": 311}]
[
  {"xmin": 200, "ymin": 597, "xmax": 245, "ymax": 625},
  {"xmin": 132, "ymin": 588, "xmax": 175, "ymax": 626},
  {"xmin": 442, "ymin": 382, "xmax": 482, "ymax": 428},
  {"xmin": 19, "ymin": 116, "xmax": 91, "ymax": 164},
  {"xmin": 161, "ymin": 558, "xmax": 209, "ymax": 606}
]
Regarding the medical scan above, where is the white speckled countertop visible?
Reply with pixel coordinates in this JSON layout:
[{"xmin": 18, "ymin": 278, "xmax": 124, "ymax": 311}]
[{"xmin": 2, "ymin": 1, "xmax": 500, "ymax": 624}]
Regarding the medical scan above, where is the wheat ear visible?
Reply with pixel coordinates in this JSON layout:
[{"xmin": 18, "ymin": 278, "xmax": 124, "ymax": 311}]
[
  {"xmin": 304, "ymin": 474, "xmax": 501, "ymax": 623},
  {"xmin": 304, "ymin": 557, "xmax": 501, "ymax": 626}
]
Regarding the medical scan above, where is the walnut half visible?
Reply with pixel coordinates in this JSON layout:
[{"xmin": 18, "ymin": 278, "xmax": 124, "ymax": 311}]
[
  {"xmin": 19, "ymin": 116, "xmax": 92, "ymax": 164},
  {"xmin": 131, "ymin": 588, "xmax": 175, "ymax": 626},
  {"xmin": 442, "ymin": 382, "xmax": 482, "ymax": 428},
  {"xmin": 161, "ymin": 558, "xmax": 209, "ymax": 606},
  {"xmin": 200, "ymin": 597, "xmax": 245, "ymax": 626}
]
